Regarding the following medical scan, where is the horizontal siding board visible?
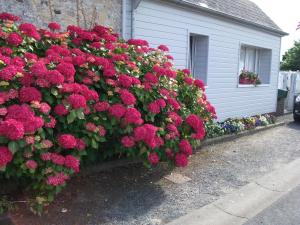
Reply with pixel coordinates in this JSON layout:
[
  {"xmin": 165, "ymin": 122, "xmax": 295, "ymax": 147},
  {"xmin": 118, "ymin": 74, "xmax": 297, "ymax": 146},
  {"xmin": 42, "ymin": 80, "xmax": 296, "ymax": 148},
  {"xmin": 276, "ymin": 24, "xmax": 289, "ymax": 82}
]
[
  {"xmin": 135, "ymin": 9, "xmax": 280, "ymax": 46},
  {"xmin": 134, "ymin": 0, "xmax": 281, "ymax": 120}
]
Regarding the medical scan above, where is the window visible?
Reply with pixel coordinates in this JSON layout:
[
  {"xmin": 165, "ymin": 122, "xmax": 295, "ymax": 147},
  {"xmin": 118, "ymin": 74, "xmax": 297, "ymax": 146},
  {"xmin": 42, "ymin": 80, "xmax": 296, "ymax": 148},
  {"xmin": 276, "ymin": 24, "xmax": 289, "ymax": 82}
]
[
  {"xmin": 189, "ymin": 34, "xmax": 209, "ymax": 84},
  {"xmin": 239, "ymin": 45, "xmax": 272, "ymax": 85}
]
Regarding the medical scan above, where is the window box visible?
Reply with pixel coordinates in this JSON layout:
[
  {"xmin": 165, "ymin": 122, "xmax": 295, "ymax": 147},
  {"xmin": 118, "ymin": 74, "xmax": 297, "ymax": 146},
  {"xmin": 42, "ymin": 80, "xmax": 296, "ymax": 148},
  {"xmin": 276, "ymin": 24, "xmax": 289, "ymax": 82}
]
[{"xmin": 239, "ymin": 70, "xmax": 261, "ymax": 86}]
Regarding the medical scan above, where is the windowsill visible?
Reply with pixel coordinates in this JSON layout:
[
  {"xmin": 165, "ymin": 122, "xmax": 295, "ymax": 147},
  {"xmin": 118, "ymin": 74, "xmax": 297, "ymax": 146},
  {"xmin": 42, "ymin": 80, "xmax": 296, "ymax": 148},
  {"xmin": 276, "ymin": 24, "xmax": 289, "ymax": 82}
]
[{"xmin": 237, "ymin": 84, "xmax": 270, "ymax": 88}]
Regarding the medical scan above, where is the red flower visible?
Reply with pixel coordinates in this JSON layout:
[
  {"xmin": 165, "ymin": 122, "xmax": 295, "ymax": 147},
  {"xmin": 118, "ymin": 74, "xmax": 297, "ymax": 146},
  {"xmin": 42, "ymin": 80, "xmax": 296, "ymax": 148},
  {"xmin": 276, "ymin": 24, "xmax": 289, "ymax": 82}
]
[
  {"xmin": 30, "ymin": 61, "xmax": 47, "ymax": 78},
  {"xmin": 175, "ymin": 153, "xmax": 188, "ymax": 167},
  {"xmin": 0, "ymin": 119, "xmax": 24, "ymax": 140},
  {"xmin": 121, "ymin": 136, "xmax": 135, "ymax": 148},
  {"xmin": 182, "ymin": 69, "xmax": 191, "ymax": 75},
  {"xmin": 0, "ymin": 146, "xmax": 13, "ymax": 168},
  {"xmin": 58, "ymin": 134, "xmax": 77, "ymax": 149},
  {"xmin": 184, "ymin": 77, "xmax": 193, "ymax": 85},
  {"xmin": 103, "ymin": 67, "xmax": 116, "ymax": 77},
  {"xmin": 19, "ymin": 87, "xmax": 42, "ymax": 103},
  {"xmin": 167, "ymin": 98, "xmax": 181, "ymax": 111},
  {"xmin": 72, "ymin": 55, "xmax": 86, "ymax": 66},
  {"xmin": 26, "ymin": 160, "xmax": 38, "ymax": 170},
  {"xmin": 194, "ymin": 79, "xmax": 205, "ymax": 91},
  {"xmin": 98, "ymin": 125, "xmax": 106, "ymax": 136},
  {"xmin": 108, "ymin": 104, "xmax": 126, "ymax": 119},
  {"xmin": 179, "ymin": 139, "xmax": 192, "ymax": 156},
  {"xmin": 56, "ymin": 62, "xmax": 76, "ymax": 82},
  {"xmin": 158, "ymin": 44, "xmax": 169, "ymax": 52},
  {"xmin": 6, "ymin": 104, "xmax": 43, "ymax": 133},
  {"xmin": 144, "ymin": 73, "xmax": 159, "ymax": 84},
  {"xmin": 46, "ymin": 172, "xmax": 69, "ymax": 186},
  {"xmin": 45, "ymin": 115, "xmax": 56, "ymax": 128},
  {"xmin": 68, "ymin": 94, "xmax": 87, "ymax": 109},
  {"xmin": 123, "ymin": 108, "xmax": 143, "ymax": 125},
  {"xmin": 86, "ymin": 122, "xmax": 97, "ymax": 132},
  {"xmin": 39, "ymin": 102, "xmax": 51, "ymax": 114},
  {"xmin": 19, "ymin": 23, "xmax": 41, "ymax": 40},
  {"xmin": 119, "ymin": 89, "xmax": 136, "ymax": 106},
  {"xmin": 94, "ymin": 101, "xmax": 110, "ymax": 112},
  {"xmin": 128, "ymin": 39, "xmax": 149, "ymax": 46},
  {"xmin": 65, "ymin": 155, "xmax": 80, "ymax": 173},
  {"xmin": 51, "ymin": 153, "xmax": 65, "ymax": 165},
  {"xmin": 54, "ymin": 104, "xmax": 69, "ymax": 116},
  {"xmin": 0, "ymin": 12, "xmax": 20, "ymax": 22},
  {"xmin": 40, "ymin": 152, "xmax": 52, "ymax": 161},
  {"xmin": 48, "ymin": 22, "xmax": 61, "ymax": 31},
  {"xmin": 7, "ymin": 33, "xmax": 23, "ymax": 46},
  {"xmin": 0, "ymin": 66, "xmax": 17, "ymax": 81},
  {"xmin": 76, "ymin": 138, "xmax": 86, "ymax": 151},
  {"xmin": 186, "ymin": 114, "xmax": 203, "ymax": 131},
  {"xmin": 118, "ymin": 74, "xmax": 133, "ymax": 88},
  {"xmin": 148, "ymin": 152, "xmax": 159, "ymax": 165},
  {"xmin": 148, "ymin": 101, "xmax": 160, "ymax": 114},
  {"xmin": 45, "ymin": 70, "xmax": 65, "ymax": 85}
]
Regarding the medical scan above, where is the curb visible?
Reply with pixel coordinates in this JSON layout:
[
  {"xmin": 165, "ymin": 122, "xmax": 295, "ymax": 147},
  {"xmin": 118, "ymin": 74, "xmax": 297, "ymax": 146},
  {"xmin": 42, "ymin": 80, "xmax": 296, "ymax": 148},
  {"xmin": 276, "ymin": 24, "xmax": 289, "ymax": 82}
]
[
  {"xmin": 200, "ymin": 121, "xmax": 286, "ymax": 148},
  {"xmin": 167, "ymin": 157, "xmax": 300, "ymax": 225}
]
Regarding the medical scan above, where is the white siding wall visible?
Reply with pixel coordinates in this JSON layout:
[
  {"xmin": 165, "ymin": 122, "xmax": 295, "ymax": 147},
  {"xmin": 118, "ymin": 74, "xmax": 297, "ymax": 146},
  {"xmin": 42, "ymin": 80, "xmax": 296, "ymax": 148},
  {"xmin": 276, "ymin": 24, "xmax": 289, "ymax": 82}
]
[{"xmin": 131, "ymin": 0, "xmax": 281, "ymax": 121}]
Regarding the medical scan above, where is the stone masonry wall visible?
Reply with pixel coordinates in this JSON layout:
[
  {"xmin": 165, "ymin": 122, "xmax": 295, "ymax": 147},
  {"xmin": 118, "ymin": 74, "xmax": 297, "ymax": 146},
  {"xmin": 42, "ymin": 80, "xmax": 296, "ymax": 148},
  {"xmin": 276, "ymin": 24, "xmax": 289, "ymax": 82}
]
[{"xmin": 0, "ymin": 0, "xmax": 122, "ymax": 32}]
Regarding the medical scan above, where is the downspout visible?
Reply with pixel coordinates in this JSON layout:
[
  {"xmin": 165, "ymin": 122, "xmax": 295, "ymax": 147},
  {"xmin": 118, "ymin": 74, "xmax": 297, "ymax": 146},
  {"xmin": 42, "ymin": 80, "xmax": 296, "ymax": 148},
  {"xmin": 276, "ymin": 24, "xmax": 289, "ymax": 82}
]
[
  {"xmin": 121, "ymin": 0, "xmax": 126, "ymax": 38},
  {"xmin": 131, "ymin": 0, "xmax": 135, "ymax": 39},
  {"xmin": 131, "ymin": 0, "xmax": 142, "ymax": 39}
]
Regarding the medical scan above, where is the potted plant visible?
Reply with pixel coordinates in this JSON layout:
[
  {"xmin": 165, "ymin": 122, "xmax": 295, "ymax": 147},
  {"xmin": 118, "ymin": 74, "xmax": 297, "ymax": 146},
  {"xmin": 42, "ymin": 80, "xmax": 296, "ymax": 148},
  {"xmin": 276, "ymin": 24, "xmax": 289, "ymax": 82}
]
[{"xmin": 239, "ymin": 70, "xmax": 262, "ymax": 85}]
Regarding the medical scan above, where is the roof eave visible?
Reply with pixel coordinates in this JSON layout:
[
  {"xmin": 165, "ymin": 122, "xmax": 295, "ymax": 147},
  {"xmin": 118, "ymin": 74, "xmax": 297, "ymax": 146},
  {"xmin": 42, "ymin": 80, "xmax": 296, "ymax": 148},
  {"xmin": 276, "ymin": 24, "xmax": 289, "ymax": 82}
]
[{"xmin": 166, "ymin": 0, "xmax": 288, "ymax": 36}]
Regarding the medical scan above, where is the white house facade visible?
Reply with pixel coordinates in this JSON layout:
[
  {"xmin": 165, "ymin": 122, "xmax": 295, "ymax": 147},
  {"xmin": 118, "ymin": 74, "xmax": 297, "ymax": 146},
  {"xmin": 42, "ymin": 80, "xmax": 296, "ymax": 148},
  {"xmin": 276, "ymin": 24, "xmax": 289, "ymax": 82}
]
[{"xmin": 122, "ymin": 0, "xmax": 287, "ymax": 120}]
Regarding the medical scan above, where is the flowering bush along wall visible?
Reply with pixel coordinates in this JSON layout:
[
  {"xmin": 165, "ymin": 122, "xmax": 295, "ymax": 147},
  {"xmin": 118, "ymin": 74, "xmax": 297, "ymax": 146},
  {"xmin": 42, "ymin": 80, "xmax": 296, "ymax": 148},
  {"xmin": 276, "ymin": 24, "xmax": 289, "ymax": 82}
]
[{"xmin": 0, "ymin": 12, "xmax": 216, "ymax": 210}]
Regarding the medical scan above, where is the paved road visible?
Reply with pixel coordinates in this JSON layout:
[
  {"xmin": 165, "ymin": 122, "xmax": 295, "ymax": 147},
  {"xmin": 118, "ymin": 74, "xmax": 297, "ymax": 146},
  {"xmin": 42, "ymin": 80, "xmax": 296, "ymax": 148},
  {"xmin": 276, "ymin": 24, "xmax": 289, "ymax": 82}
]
[
  {"xmin": 8, "ymin": 118, "xmax": 300, "ymax": 225},
  {"xmin": 244, "ymin": 185, "xmax": 300, "ymax": 225}
]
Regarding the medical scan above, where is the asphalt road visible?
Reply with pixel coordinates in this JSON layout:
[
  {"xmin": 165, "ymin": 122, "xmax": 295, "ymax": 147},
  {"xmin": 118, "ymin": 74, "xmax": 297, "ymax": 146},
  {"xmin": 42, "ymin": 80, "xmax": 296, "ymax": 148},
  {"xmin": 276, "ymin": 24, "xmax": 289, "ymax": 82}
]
[{"xmin": 244, "ymin": 185, "xmax": 300, "ymax": 225}]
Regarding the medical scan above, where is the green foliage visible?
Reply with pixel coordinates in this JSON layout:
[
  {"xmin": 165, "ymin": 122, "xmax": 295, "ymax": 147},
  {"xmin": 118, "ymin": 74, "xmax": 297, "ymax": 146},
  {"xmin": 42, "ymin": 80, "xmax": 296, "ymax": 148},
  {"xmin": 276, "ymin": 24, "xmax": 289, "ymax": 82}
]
[{"xmin": 281, "ymin": 40, "xmax": 300, "ymax": 71}]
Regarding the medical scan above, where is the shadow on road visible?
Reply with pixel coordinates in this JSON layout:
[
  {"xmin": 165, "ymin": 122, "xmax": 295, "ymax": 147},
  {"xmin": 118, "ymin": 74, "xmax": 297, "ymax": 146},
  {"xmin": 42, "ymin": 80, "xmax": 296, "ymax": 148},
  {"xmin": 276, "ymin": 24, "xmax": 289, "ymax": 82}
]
[
  {"xmin": 10, "ymin": 163, "xmax": 170, "ymax": 225},
  {"xmin": 286, "ymin": 121, "xmax": 300, "ymax": 131}
]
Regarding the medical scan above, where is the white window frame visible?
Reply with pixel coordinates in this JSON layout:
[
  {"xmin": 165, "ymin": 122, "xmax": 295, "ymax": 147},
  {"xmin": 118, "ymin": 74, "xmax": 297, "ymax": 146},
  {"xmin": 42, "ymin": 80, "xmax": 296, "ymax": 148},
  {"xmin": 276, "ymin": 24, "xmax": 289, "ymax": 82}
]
[
  {"xmin": 238, "ymin": 43, "xmax": 272, "ymax": 87},
  {"xmin": 187, "ymin": 32, "xmax": 209, "ymax": 86}
]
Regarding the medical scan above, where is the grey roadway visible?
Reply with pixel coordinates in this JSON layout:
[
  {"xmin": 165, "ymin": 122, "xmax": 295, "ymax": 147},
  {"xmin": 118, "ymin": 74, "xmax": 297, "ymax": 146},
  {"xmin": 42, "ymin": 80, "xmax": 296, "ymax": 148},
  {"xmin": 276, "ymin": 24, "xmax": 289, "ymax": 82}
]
[
  {"xmin": 6, "ymin": 115, "xmax": 300, "ymax": 225},
  {"xmin": 244, "ymin": 185, "xmax": 300, "ymax": 225}
]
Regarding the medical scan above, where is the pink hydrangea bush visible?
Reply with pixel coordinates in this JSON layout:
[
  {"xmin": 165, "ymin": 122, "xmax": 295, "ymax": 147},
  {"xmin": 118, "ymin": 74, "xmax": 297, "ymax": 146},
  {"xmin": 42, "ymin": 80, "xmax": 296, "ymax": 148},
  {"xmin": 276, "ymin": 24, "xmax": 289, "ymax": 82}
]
[{"xmin": 0, "ymin": 12, "xmax": 216, "ymax": 212}]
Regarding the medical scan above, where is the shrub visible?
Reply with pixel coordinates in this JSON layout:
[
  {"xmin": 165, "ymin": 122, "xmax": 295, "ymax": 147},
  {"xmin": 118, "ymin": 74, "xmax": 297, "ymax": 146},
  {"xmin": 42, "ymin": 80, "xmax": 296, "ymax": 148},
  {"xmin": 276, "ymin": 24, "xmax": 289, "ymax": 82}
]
[{"xmin": 0, "ymin": 12, "xmax": 216, "ymax": 212}]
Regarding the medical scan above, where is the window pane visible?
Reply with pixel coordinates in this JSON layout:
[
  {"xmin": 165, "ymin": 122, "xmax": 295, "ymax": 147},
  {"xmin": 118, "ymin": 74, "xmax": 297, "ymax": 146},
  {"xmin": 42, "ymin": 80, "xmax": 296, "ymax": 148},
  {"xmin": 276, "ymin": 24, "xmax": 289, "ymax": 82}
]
[
  {"xmin": 189, "ymin": 34, "xmax": 208, "ymax": 84},
  {"xmin": 245, "ymin": 47, "xmax": 256, "ymax": 72},
  {"xmin": 239, "ymin": 46, "xmax": 246, "ymax": 72}
]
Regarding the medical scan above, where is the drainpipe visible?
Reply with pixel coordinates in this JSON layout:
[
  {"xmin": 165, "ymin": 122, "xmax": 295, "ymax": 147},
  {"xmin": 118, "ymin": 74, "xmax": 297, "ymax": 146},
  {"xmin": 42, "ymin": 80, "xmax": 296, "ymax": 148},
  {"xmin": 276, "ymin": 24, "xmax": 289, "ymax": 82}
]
[{"xmin": 122, "ymin": 0, "xmax": 126, "ymax": 38}]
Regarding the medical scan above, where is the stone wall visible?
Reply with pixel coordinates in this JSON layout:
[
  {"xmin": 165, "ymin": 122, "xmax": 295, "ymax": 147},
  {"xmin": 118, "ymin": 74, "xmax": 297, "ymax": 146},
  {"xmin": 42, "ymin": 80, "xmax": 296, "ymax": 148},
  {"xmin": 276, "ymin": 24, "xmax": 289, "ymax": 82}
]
[{"xmin": 0, "ymin": 0, "xmax": 122, "ymax": 32}]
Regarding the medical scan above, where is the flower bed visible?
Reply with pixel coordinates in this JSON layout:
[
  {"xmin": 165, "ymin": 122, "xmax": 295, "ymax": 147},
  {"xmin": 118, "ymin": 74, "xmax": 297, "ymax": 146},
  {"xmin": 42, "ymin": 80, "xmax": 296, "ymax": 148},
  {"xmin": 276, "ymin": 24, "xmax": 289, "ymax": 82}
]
[
  {"xmin": 0, "ymin": 12, "xmax": 216, "ymax": 213},
  {"xmin": 205, "ymin": 114, "xmax": 276, "ymax": 138},
  {"xmin": 239, "ymin": 70, "xmax": 261, "ymax": 85}
]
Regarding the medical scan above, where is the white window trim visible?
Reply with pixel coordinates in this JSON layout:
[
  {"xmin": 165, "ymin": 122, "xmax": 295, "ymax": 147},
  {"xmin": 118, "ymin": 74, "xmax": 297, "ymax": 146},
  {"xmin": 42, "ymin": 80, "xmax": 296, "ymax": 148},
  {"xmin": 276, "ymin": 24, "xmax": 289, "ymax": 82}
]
[
  {"xmin": 237, "ymin": 84, "xmax": 270, "ymax": 88},
  {"xmin": 187, "ymin": 30, "xmax": 209, "ymax": 87},
  {"xmin": 237, "ymin": 43, "xmax": 272, "ymax": 87}
]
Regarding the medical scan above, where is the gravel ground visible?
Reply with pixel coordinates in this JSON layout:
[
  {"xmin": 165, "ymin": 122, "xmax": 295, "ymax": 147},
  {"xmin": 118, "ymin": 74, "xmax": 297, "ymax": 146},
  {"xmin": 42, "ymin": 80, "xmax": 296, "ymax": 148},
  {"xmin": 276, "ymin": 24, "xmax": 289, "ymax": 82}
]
[{"xmin": 9, "ymin": 116, "xmax": 300, "ymax": 225}]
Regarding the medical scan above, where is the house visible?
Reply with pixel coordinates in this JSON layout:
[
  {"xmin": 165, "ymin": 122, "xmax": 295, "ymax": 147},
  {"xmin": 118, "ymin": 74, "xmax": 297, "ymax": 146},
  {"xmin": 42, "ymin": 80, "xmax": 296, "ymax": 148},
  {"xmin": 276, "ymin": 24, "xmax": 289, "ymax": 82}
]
[{"xmin": 122, "ymin": 0, "xmax": 288, "ymax": 120}]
